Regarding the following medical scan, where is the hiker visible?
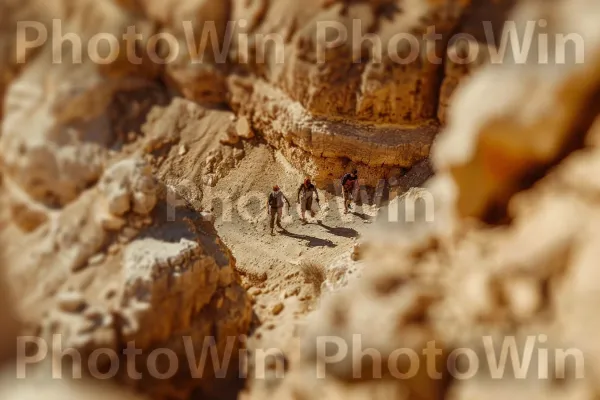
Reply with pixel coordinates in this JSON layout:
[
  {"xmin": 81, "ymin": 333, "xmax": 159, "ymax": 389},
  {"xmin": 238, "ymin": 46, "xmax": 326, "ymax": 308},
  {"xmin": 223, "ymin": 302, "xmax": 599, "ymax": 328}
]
[
  {"xmin": 267, "ymin": 185, "xmax": 291, "ymax": 235},
  {"xmin": 297, "ymin": 177, "xmax": 320, "ymax": 224},
  {"xmin": 341, "ymin": 169, "xmax": 358, "ymax": 214}
]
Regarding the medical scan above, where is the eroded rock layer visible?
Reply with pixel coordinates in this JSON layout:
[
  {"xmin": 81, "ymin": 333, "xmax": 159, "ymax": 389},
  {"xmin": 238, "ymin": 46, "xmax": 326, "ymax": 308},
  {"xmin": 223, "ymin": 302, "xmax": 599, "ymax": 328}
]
[
  {"xmin": 0, "ymin": 3, "xmax": 253, "ymax": 397},
  {"xmin": 251, "ymin": 0, "xmax": 600, "ymax": 399},
  {"xmin": 1, "ymin": 0, "xmax": 514, "ymax": 189}
]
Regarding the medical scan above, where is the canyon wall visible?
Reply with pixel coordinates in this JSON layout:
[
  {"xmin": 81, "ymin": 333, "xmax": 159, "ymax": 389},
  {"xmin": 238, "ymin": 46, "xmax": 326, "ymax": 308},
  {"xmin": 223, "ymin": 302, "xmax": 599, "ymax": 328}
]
[
  {"xmin": 0, "ymin": 2, "xmax": 253, "ymax": 398},
  {"xmin": 2, "ymin": 0, "xmax": 515, "ymax": 188},
  {"xmin": 251, "ymin": 0, "xmax": 600, "ymax": 399}
]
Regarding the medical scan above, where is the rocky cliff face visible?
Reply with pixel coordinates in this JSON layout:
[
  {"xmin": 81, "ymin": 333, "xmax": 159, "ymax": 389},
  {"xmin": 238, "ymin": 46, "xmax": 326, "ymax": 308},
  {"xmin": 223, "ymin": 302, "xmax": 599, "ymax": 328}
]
[
  {"xmin": 1, "ymin": 0, "xmax": 510, "ymax": 189},
  {"xmin": 0, "ymin": 2, "xmax": 253, "ymax": 398},
  {"xmin": 251, "ymin": 0, "xmax": 600, "ymax": 399},
  {"xmin": 226, "ymin": 0, "xmax": 460, "ymax": 184},
  {"xmin": 0, "ymin": 143, "xmax": 252, "ymax": 400},
  {"xmin": 224, "ymin": 0, "xmax": 516, "ymax": 184}
]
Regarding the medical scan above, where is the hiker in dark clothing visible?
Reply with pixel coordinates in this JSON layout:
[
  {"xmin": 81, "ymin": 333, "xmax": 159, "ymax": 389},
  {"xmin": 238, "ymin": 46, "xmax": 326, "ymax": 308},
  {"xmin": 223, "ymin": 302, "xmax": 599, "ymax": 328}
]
[
  {"xmin": 267, "ymin": 185, "xmax": 291, "ymax": 235},
  {"xmin": 297, "ymin": 178, "xmax": 320, "ymax": 224},
  {"xmin": 341, "ymin": 169, "xmax": 358, "ymax": 214}
]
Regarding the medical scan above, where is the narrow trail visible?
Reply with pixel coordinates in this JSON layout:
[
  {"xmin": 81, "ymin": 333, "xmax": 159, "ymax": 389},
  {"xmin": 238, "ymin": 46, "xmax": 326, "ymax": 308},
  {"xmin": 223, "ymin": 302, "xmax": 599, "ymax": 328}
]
[
  {"xmin": 203, "ymin": 144, "xmax": 372, "ymax": 276},
  {"xmin": 200, "ymin": 144, "xmax": 376, "ymax": 378}
]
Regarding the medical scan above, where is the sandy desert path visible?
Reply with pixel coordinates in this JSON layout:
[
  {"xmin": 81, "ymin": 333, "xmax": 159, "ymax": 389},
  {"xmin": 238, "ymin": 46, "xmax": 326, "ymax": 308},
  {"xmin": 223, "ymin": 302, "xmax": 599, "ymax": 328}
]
[{"xmin": 200, "ymin": 144, "xmax": 376, "ymax": 366}]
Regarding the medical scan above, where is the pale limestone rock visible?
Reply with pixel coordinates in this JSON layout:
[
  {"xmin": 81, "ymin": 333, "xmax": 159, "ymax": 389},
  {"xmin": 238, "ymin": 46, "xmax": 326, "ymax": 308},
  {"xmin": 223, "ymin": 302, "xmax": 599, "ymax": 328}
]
[
  {"xmin": 0, "ymin": 0, "xmax": 163, "ymax": 208},
  {"xmin": 229, "ymin": 0, "xmax": 463, "ymax": 124},
  {"xmin": 0, "ymin": 0, "xmax": 48, "ymax": 122},
  {"xmin": 0, "ymin": 375, "xmax": 148, "ymax": 400},
  {"xmin": 220, "ymin": 130, "xmax": 241, "ymax": 146},
  {"xmin": 235, "ymin": 117, "xmax": 255, "ymax": 140},
  {"xmin": 224, "ymin": 0, "xmax": 500, "ymax": 186},
  {"xmin": 137, "ymin": 0, "xmax": 230, "ymax": 105},
  {"xmin": 271, "ymin": 302, "xmax": 284, "ymax": 316},
  {"xmin": 7, "ymin": 2, "xmax": 598, "ymax": 400},
  {"xmin": 228, "ymin": 77, "xmax": 436, "ymax": 185},
  {"xmin": 503, "ymin": 276, "xmax": 541, "ymax": 321},
  {"xmin": 2, "ymin": 176, "xmax": 49, "ymax": 232},
  {"xmin": 56, "ymin": 291, "xmax": 87, "ymax": 313},
  {"xmin": 88, "ymin": 253, "xmax": 106, "ymax": 266},
  {"xmin": 98, "ymin": 158, "xmax": 158, "ymax": 217},
  {"xmin": 433, "ymin": 0, "xmax": 600, "ymax": 221},
  {"xmin": 6, "ymin": 191, "xmax": 252, "ymax": 399},
  {"xmin": 143, "ymin": 98, "xmax": 246, "ymax": 190}
]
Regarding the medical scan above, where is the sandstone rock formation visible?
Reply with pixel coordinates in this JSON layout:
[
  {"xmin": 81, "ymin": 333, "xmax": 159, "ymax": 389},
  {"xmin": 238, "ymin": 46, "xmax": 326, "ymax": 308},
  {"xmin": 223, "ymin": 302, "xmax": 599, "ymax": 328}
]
[
  {"xmin": 0, "ymin": 374, "xmax": 149, "ymax": 400},
  {"xmin": 226, "ymin": 0, "xmax": 454, "ymax": 185},
  {"xmin": 230, "ymin": 0, "xmax": 461, "ymax": 124},
  {"xmin": 1, "ymin": 0, "xmax": 166, "ymax": 214},
  {"xmin": 1, "ymin": 150, "xmax": 252, "ymax": 399},
  {"xmin": 248, "ymin": 1, "xmax": 600, "ymax": 399},
  {"xmin": 0, "ymin": 3, "xmax": 253, "ymax": 398},
  {"xmin": 2, "ymin": 0, "xmax": 512, "ymax": 193},
  {"xmin": 225, "ymin": 0, "xmax": 514, "ymax": 185}
]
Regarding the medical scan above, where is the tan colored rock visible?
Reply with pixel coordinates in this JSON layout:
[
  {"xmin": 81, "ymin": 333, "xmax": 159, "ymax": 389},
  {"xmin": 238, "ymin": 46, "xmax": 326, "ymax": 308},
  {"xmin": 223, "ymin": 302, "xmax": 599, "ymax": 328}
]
[
  {"xmin": 0, "ymin": 101, "xmax": 250, "ymax": 400},
  {"xmin": 6, "ymin": 190, "xmax": 251, "ymax": 399},
  {"xmin": 230, "ymin": 0, "xmax": 465, "ymax": 124},
  {"xmin": 220, "ymin": 130, "xmax": 241, "ymax": 146},
  {"xmin": 271, "ymin": 302, "xmax": 284, "ymax": 316},
  {"xmin": 235, "ymin": 117, "xmax": 255, "ymax": 139},
  {"xmin": 88, "ymin": 253, "xmax": 106, "ymax": 266},
  {"xmin": 433, "ymin": 0, "xmax": 600, "ymax": 222},
  {"xmin": 2, "ymin": 176, "xmax": 49, "ymax": 232},
  {"xmin": 166, "ymin": 62, "xmax": 228, "ymax": 106},
  {"xmin": 228, "ymin": 77, "xmax": 436, "ymax": 185},
  {"xmin": 1, "ymin": 0, "xmax": 164, "ymax": 209},
  {"xmin": 9, "ymin": 3, "xmax": 600, "ymax": 400},
  {"xmin": 135, "ymin": 0, "xmax": 229, "ymax": 105},
  {"xmin": 56, "ymin": 291, "xmax": 87, "ymax": 313},
  {"xmin": 224, "ymin": 0, "xmax": 506, "ymax": 185},
  {"xmin": 143, "ymin": 98, "xmax": 246, "ymax": 191},
  {"xmin": 0, "ymin": 245, "xmax": 20, "ymax": 368},
  {"xmin": 0, "ymin": 0, "xmax": 47, "ymax": 123},
  {"xmin": 100, "ymin": 214, "xmax": 127, "ymax": 231},
  {"xmin": 98, "ymin": 158, "xmax": 158, "ymax": 217},
  {"xmin": 437, "ymin": 0, "xmax": 516, "ymax": 124},
  {"xmin": 0, "ymin": 375, "xmax": 149, "ymax": 400}
]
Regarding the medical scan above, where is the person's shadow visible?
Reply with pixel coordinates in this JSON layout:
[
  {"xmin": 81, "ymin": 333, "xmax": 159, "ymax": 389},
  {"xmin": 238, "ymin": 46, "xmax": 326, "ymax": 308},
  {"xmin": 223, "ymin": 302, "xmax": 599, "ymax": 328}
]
[
  {"xmin": 279, "ymin": 229, "xmax": 337, "ymax": 248},
  {"xmin": 317, "ymin": 221, "xmax": 359, "ymax": 238},
  {"xmin": 351, "ymin": 211, "xmax": 372, "ymax": 221}
]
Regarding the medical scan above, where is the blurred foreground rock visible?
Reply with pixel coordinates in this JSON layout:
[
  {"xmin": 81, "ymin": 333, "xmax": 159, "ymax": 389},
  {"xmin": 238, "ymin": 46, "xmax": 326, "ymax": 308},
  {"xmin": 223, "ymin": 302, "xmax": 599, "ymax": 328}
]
[{"xmin": 0, "ymin": 3, "xmax": 252, "ymax": 398}]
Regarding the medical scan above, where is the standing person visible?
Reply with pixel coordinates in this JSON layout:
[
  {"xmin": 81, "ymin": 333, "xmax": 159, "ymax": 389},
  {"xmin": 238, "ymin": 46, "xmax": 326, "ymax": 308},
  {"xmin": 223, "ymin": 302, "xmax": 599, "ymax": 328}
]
[
  {"xmin": 297, "ymin": 177, "xmax": 320, "ymax": 224},
  {"xmin": 341, "ymin": 169, "xmax": 358, "ymax": 214},
  {"xmin": 267, "ymin": 185, "xmax": 291, "ymax": 235}
]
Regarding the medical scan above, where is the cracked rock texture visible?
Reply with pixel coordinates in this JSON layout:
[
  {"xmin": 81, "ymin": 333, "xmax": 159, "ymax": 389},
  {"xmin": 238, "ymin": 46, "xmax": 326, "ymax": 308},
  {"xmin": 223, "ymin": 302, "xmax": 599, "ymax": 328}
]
[
  {"xmin": 0, "ymin": 2, "xmax": 252, "ymax": 399},
  {"xmin": 224, "ymin": 0, "xmax": 513, "ymax": 185},
  {"xmin": 1, "ymin": 0, "xmax": 512, "ymax": 190},
  {"xmin": 249, "ymin": 0, "xmax": 600, "ymax": 399},
  {"xmin": 1, "ymin": 149, "xmax": 252, "ymax": 399}
]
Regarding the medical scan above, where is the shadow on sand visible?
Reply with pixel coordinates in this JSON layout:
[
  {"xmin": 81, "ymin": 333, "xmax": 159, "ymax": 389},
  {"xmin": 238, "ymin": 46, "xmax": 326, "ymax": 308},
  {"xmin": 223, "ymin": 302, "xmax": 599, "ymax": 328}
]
[
  {"xmin": 317, "ymin": 221, "xmax": 359, "ymax": 238},
  {"xmin": 351, "ymin": 211, "xmax": 373, "ymax": 221},
  {"xmin": 279, "ymin": 229, "xmax": 337, "ymax": 248}
]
